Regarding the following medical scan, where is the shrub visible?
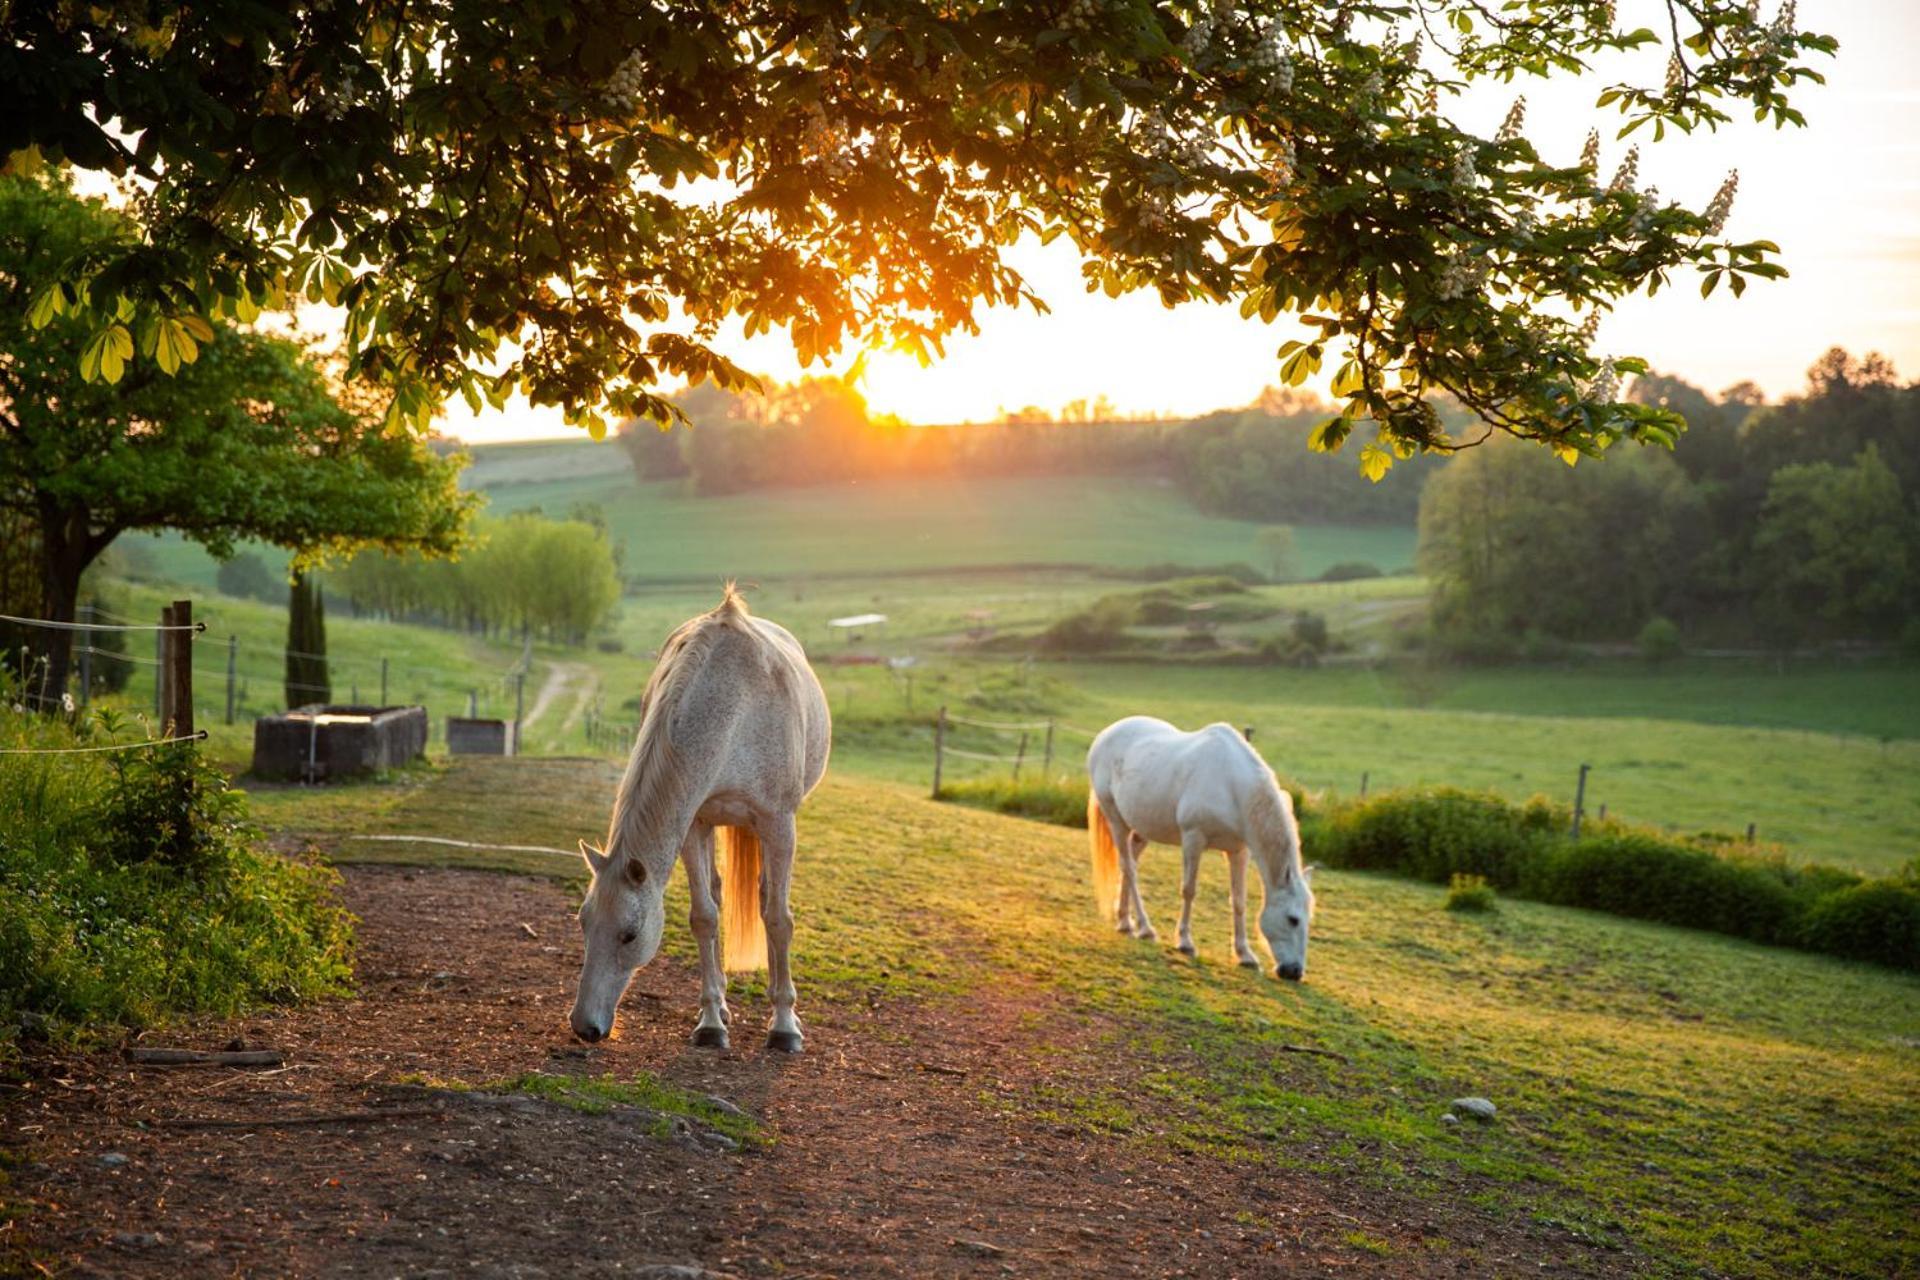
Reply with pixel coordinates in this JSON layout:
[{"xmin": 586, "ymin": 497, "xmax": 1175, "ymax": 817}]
[
  {"xmin": 1308, "ymin": 788, "xmax": 1915, "ymax": 971},
  {"xmin": 1638, "ymin": 616, "xmax": 1683, "ymax": 664},
  {"xmin": 938, "ymin": 776, "xmax": 1089, "ymax": 828},
  {"xmin": 1798, "ymin": 882, "xmax": 1920, "ymax": 969},
  {"xmin": 1319, "ymin": 561, "xmax": 1383, "ymax": 582},
  {"xmin": 1291, "ymin": 611, "xmax": 1329, "ymax": 653},
  {"xmin": 215, "ymin": 551, "xmax": 289, "ymax": 604},
  {"xmin": 0, "ymin": 707, "xmax": 354, "ymax": 1053},
  {"xmin": 1445, "ymin": 873, "xmax": 1497, "ymax": 912}
]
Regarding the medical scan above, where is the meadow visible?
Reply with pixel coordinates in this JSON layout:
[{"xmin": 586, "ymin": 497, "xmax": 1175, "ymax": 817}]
[{"xmin": 283, "ymin": 758, "xmax": 1920, "ymax": 1280}]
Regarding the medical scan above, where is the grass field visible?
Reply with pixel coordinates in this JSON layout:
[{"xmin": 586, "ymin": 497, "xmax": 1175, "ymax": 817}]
[
  {"xmin": 274, "ymin": 758, "xmax": 1920, "ymax": 1280},
  {"xmin": 74, "ymin": 574, "xmax": 1920, "ymax": 874}
]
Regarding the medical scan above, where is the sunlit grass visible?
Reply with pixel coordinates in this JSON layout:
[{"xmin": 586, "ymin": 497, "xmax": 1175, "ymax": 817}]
[{"xmin": 279, "ymin": 761, "xmax": 1920, "ymax": 1280}]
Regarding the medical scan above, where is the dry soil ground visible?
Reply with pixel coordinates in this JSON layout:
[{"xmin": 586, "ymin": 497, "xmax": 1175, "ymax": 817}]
[{"xmin": 3, "ymin": 864, "xmax": 1634, "ymax": 1279}]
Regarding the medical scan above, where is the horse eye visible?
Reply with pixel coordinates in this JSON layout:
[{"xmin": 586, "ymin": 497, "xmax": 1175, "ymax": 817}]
[
  {"xmin": 1286, "ymin": 914, "xmax": 1302, "ymax": 928},
  {"xmin": 619, "ymin": 930, "xmax": 638, "ymax": 947}
]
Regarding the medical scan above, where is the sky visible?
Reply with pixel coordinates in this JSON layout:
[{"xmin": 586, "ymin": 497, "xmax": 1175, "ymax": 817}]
[{"xmin": 433, "ymin": 3, "xmax": 1920, "ymax": 441}]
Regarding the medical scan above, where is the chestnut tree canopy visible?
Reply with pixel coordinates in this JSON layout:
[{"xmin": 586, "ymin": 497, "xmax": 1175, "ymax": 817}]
[{"xmin": 1, "ymin": 0, "xmax": 1834, "ymax": 474}]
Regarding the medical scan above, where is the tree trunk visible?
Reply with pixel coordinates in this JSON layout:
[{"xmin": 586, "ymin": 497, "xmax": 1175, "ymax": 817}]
[{"xmin": 32, "ymin": 499, "xmax": 115, "ymax": 710}]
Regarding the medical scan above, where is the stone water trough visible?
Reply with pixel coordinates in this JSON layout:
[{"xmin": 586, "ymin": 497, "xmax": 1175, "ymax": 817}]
[{"xmin": 251, "ymin": 704, "xmax": 430, "ymax": 782}]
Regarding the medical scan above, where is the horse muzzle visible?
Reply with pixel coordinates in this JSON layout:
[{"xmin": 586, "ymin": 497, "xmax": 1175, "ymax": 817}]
[
  {"xmin": 569, "ymin": 1011, "xmax": 610, "ymax": 1042},
  {"xmin": 1276, "ymin": 962, "xmax": 1304, "ymax": 982}
]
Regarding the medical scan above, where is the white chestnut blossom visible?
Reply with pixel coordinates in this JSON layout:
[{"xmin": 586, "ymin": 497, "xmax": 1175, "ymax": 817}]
[
  {"xmin": 1587, "ymin": 357, "xmax": 1619, "ymax": 404},
  {"xmin": 1059, "ymin": 0, "xmax": 1102, "ymax": 34},
  {"xmin": 1703, "ymin": 169, "xmax": 1739, "ymax": 235},
  {"xmin": 1435, "ymin": 250, "xmax": 1489, "ymax": 300},
  {"xmin": 1451, "ymin": 145, "xmax": 1479, "ymax": 191},
  {"xmin": 1577, "ymin": 310, "xmax": 1602, "ymax": 343},
  {"xmin": 604, "ymin": 50, "xmax": 646, "ymax": 115},
  {"xmin": 1630, "ymin": 186, "xmax": 1660, "ymax": 236},
  {"xmin": 1496, "ymin": 96, "xmax": 1526, "ymax": 143},
  {"xmin": 1579, "ymin": 129, "xmax": 1600, "ymax": 172},
  {"xmin": 1607, "ymin": 145, "xmax": 1639, "ymax": 193}
]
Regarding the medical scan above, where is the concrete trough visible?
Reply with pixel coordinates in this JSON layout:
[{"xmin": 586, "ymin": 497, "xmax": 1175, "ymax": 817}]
[
  {"xmin": 447, "ymin": 716, "xmax": 515, "ymax": 756},
  {"xmin": 252, "ymin": 705, "xmax": 430, "ymax": 782}
]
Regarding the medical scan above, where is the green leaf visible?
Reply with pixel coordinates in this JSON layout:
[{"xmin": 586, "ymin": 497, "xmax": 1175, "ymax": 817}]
[
  {"xmin": 1307, "ymin": 415, "xmax": 1350, "ymax": 454},
  {"xmin": 1358, "ymin": 442, "xmax": 1393, "ymax": 483}
]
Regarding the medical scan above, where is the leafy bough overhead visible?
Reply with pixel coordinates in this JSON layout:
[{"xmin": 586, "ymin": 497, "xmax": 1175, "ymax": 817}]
[{"xmin": 3, "ymin": 0, "xmax": 1831, "ymax": 472}]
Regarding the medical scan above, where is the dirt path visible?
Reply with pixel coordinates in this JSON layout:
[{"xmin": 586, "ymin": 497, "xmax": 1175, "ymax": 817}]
[
  {"xmin": 2, "ymin": 868, "xmax": 1633, "ymax": 1279},
  {"xmin": 519, "ymin": 661, "xmax": 587, "ymax": 733}
]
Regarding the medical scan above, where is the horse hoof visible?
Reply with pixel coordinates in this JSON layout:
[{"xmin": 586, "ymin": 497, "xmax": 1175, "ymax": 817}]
[
  {"xmin": 1177, "ymin": 942, "xmax": 1198, "ymax": 957},
  {"xmin": 692, "ymin": 1025, "xmax": 730, "ymax": 1050},
  {"xmin": 1238, "ymin": 957, "xmax": 1261, "ymax": 969},
  {"xmin": 766, "ymin": 1030, "xmax": 804, "ymax": 1055},
  {"xmin": 1137, "ymin": 930, "xmax": 1158, "ymax": 943}
]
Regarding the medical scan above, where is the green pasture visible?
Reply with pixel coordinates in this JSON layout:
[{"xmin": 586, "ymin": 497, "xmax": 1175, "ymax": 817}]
[{"xmin": 285, "ymin": 758, "xmax": 1920, "ymax": 1280}]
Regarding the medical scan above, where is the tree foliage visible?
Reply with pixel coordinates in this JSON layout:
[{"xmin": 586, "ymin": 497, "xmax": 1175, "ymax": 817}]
[
  {"xmin": 3, "ymin": 0, "xmax": 1835, "ymax": 466},
  {"xmin": 337, "ymin": 514, "xmax": 622, "ymax": 645},
  {"xmin": 1419, "ymin": 351, "xmax": 1920, "ymax": 648},
  {"xmin": 0, "ymin": 173, "xmax": 475, "ymax": 700}
]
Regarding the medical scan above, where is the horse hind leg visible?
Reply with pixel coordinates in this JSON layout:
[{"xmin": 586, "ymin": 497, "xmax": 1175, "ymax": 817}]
[
  {"xmin": 759, "ymin": 811, "xmax": 804, "ymax": 1054},
  {"xmin": 1123, "ymin": 831, "xmax": 1157, "ymax": 942},
  {"xmin": 682, "ymin": 827, "xmax": 730, "ymax": 1048}
]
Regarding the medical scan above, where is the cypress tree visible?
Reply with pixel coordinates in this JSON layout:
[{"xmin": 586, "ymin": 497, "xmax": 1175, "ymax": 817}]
[{"xmin": 286, "ymin": 571, "xmax": 332, "ymax": 708}]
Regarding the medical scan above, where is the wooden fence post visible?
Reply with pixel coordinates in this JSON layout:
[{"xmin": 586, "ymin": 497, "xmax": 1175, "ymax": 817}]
[
  {"xmin": 1012, "ymin": 730, "xmax": 1029, "ymax": 781},
  {"xmin": 931, "ymin": 705, "xmax": 947, "ymax": 798},
  {"xmin": 1359, "ymin": 770, "xmax": 1369, "ymax": 798},
  {"xmin": 165, "ymin": 599, "xmax": 193, "ymax": 736},
  {"xmin": 225, "ymin": 635, "xmax": 237, "ymax": 725},
  {"xmin": 1042, "ymin": 720, "xmax": 1055, "ymax": 776},
  {"xmin": 380, "ymin": 656, "xmax": 389, "ymax": 707},
  {"xmin": 1570, "ymin": 762, "xmax": 1591, "ymax": 839},
  {"xmin": 153, "ymin": 620, "xmax": 164, "ymax": 719}
]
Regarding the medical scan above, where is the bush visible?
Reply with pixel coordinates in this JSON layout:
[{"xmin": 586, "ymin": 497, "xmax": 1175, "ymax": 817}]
[
  {"xmin": 1291, "ymin": 611, "xmax": 1329, "ymax": 653},
  {"xmin": 1307, "ymin": 788, "xmax": 1916, "ymax": 971},
  {"xmin": 1445, "ymin": 873, "xmax": 1497, "ymax": 912},
  {"xmin": 1319, "ymin": 561, "xmax": 1384, "ymax": 583},
  {"xmin": 938, "ymin": 776, "xmax": 1089, "ymax": 828},
  {"xmin": 0, "ymin": 707, "xmax": 354, "ymax": 1053},
  {"xmin": 1798, "ymin": 882, "xmax": 1920, "ymax": 968},
  {"xmin": 1638, "ymin": 616, "xmax": 1683, "ymax": 664}
]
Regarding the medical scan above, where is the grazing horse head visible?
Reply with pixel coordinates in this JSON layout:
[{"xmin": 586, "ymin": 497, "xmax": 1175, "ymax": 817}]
[
  {"xmin": 1251, "ymin": 784, "xmax": 1315, "ymax": 981},
  {"xmin": 569, "ymin": 839, "xmax": 666, "ymax": 1042},
  {"xmin": 1259, "ymin": 863, "xmax": 1315, "ymax": 982}
]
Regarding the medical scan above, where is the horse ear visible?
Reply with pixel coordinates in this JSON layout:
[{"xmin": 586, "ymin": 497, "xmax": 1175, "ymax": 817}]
[
  {"xmin": 1303, "ymin": 863, "xmax": 1318, "ymax": 879},
  {"xmin": 579, "ymin": 840, "xmax": 611, "ymax": 875}
]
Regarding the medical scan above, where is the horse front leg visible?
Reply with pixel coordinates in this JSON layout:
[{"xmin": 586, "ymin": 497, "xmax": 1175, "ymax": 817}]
[
  {"xmin": 1123, "ymin": 831, "xmax": 1157, "ymax": 942},
  {"xmin": 759, "ymin": 811, "xmax": 804, "ymax": 1054},
  {"xmin": 1176, "ymin": 830, "xmax": 1204, "ymax": 956},
  {"xmin": 1228, "ymin": 847, "xmax": 1261, "ymax": 968},
  {"xmin": 682, "ymin": 825, "xmax": 731, "ymax": 1048}
]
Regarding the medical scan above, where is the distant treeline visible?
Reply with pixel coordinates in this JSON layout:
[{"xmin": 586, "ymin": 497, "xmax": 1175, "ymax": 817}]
[
  {"xmin": 620, "ymin": 382, "xmax": 1460, "ymax": 526},
  {"xmin": 1419, "ymin": 349, "xmax": 1920, "ymax": 650},
  {"xmin": 334, "ymin": 512, "xmax": 620, "ymax": 644}
]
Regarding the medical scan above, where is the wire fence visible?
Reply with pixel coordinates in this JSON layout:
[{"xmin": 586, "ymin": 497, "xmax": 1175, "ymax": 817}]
[{"xmin": 0, "ymin": 730, "xmax": 208, "ymax": 756}]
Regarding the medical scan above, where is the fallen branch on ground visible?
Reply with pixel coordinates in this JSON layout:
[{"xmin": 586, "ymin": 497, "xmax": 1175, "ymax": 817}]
[
  {"xmin": 1278, "ymin": 1044, "xmax": 1349, "ymax": 1063},
  {"xmin": 155, "ymin": 1108, "xmax": 443, "ymax": 1130},
  {"xmin": 127, "ymin": 1048, "xmax": 284, "ymax": 1068}
]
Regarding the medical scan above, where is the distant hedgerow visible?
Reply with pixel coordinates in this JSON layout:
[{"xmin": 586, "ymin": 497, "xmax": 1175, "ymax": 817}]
[{"xmin": 1306, "ymin": 788, "xmax": 1919, "ymax": 971}]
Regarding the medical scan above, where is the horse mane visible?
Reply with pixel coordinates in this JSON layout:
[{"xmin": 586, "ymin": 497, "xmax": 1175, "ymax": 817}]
[
  {"xmin": 606, "ymin": 585, "xmax": 752, "ymax": 859},
  {"xmin": 1245, "ymin": 772, "xmax": 1310, "ymax": 907}
]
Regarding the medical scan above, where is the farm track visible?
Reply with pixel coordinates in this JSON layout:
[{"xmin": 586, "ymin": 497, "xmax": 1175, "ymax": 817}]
[{"xmin": 2, "ymin": 865, "xmax": 1634, "ymax": 1279}]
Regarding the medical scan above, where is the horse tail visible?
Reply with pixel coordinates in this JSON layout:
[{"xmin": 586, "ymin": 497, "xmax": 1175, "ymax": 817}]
[
  {"xmin": 1088, "ymin": 792, "xmax": 1120, "ymax": 923},
  {"xmin": 716, "ymin": 825, "xmax": 767, "ymax": 972}
]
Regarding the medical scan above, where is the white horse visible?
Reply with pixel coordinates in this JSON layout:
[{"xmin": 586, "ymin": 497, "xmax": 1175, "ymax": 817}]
[
  {"xmin": 569, "ymin": 586, "xmax": 830, "ymax": 1052},
  {"xmin": 1086, "ymin": 716, "xmax": 1314, "ymax": 981}
]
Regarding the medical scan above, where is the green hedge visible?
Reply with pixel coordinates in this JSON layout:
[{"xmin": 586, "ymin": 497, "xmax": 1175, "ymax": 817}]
[{"xmin": 1306, "ymin": 788, "xmax": 1920, "ymax": 971}]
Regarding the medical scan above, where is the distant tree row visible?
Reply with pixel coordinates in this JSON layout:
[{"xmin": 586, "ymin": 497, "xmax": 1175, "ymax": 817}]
[
  {"xmin": 618, "ymin": 380, "xmax": 1447, "ymax": 526},
  {"xmin": 1419, "ymin": 350, "xmax": 1920, "ymax": 651},
  {"xmin": 335, "ymin": 514, "xmax": 620, "ymax": 645}
]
